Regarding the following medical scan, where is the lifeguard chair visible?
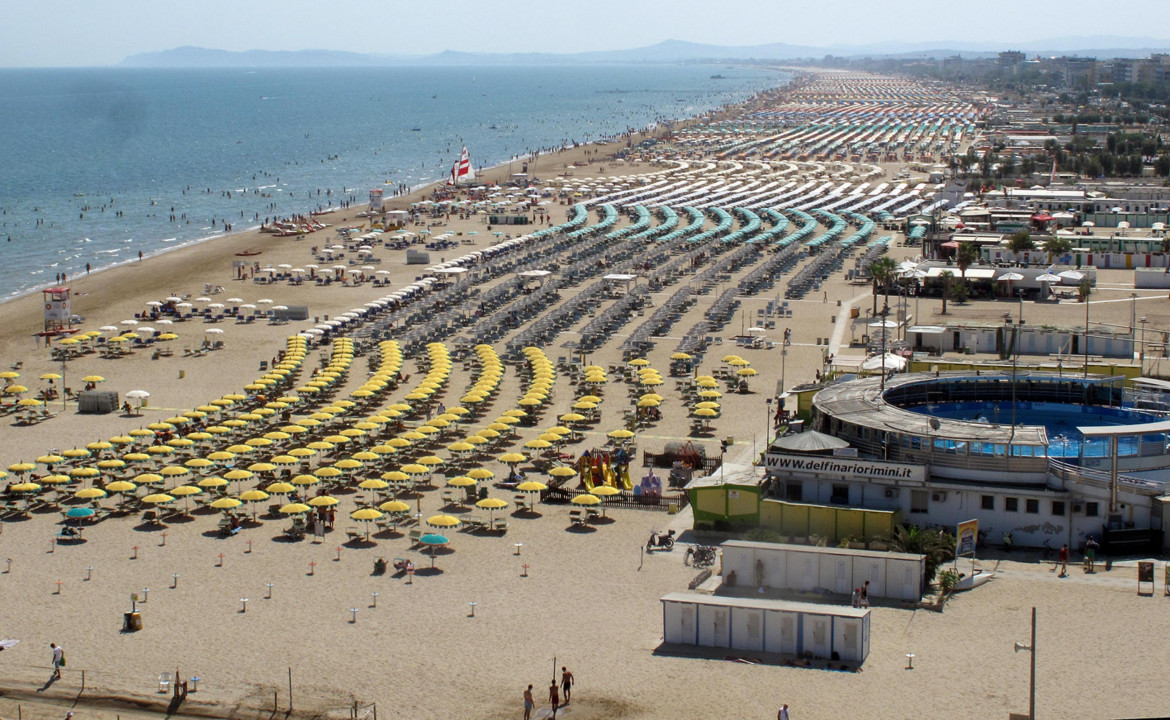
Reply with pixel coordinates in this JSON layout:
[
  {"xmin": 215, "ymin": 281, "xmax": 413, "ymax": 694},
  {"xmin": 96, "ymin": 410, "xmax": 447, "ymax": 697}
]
[{"xmin": 43, "ymin": 287, "xmax": 75, "ymax": 336}]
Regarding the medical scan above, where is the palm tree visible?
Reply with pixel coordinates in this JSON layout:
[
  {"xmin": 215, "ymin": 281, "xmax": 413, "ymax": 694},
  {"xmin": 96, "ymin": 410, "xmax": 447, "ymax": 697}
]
[
  {"xmin": 956, "ymin": 241, "xmax": 978, "ymax": 282},
  {"xmin": 869, "ymin": 256, "xmax": 898, "ymax": 315},
  {"xmin": 879, "ymin": 524, "xmax": 956, "ymax": 585}
]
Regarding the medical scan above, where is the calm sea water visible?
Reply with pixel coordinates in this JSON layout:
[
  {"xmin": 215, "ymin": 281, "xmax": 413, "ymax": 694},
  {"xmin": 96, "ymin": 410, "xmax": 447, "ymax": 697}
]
[{"xmin": 0, "ymin": 65, "xmax": 784, "ymax": 300}]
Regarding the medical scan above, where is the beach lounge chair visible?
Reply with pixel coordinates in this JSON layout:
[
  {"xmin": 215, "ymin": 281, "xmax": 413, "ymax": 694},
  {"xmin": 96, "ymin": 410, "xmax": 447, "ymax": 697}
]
[
  {"xmin": 408, "ymin": 529, "xmax": 422, "ymax": 548},
  {"xmin": 158, "ymin": 672, "xmax": 172, "ymax": 693},
  {"xmin": 492, "ymin": 518, "xmax": 509, "ymax": 533},
  {"xmin": 568, "ymin": 509, "xmax": 586, "ymax": 526},
  {"xmin": 345, "ymin": 526, "xmax": 363, "ymax": 541}
]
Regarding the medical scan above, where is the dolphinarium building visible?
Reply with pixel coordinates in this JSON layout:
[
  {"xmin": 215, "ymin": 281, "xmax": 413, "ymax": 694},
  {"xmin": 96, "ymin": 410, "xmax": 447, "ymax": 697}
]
[{"xmin": 763, "ymin": 371, "xmax": 1170, "ymax": 554}]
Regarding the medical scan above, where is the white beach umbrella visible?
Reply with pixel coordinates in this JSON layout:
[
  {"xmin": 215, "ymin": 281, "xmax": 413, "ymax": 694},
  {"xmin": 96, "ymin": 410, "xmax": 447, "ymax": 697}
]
[
  {"xmin": 861, "ymin": 353, "xmax": 906, "ymax": 372},
  {"xmin": 205, "ymin": 328, "xmax": 225, "ymax": 335}
]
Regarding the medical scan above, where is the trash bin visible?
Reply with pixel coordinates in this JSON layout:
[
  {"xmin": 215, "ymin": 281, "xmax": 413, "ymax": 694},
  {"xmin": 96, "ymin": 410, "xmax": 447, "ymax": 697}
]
[{"xmin": 123, "ymin": 611, "xmax": 143, "ymax": 632}]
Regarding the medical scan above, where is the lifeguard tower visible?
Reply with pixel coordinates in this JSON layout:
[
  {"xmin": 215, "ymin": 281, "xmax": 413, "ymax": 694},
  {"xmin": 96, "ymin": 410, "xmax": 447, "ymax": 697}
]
[{"xmin": 43, "ymin": 286, "xmax": 76, "ymax": 336}]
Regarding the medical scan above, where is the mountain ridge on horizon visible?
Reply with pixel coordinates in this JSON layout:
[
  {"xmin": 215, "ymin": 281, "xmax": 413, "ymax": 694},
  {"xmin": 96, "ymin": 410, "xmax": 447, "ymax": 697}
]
[{"xmin": 119, "ymin": 36, "xmax": 1170, "ymax": 68}]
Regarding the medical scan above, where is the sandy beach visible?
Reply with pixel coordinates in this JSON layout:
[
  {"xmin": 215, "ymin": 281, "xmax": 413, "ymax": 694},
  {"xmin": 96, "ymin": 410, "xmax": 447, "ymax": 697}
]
[{"xmin": 1, "ymin": 72, "xmax": 1169, "ymax": 720}]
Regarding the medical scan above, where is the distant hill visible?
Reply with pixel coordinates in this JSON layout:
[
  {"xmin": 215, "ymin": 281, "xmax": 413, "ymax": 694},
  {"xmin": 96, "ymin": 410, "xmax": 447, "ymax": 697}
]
[{"xmin": 120, "ymin": 36, "xmax": 1170, "ymax": 68}]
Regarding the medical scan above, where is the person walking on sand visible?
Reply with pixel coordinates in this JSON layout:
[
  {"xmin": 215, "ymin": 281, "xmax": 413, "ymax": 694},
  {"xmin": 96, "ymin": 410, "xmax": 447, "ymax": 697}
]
[
  {"xmin": 560, "ymin": 666, "xmax": 574, "ymax": 704},
  {"xmin": 548, "ymin": 680, "xmax": 560, "ymax": 718},
  {"xmin": 50, "ymin": 643, "xmax": 64, "ymax": 679},
  {"xmin": 523, "ymin": 684, "xmax": 534, "ymax": 720},
  {"xmin": 1055, "ymin": 544, "xmax": 1069, "ymax": 577},
  {"xmin": 778, "ymin": 703, "xmax": 790, "ymax": 720}
]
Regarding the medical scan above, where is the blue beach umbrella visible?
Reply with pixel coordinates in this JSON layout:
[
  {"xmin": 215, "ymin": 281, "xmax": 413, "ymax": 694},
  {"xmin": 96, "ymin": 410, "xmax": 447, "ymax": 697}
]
[
  {"xmin": 419, "ymin": 533, "xmax": 449, "ymax": 568},
  {"xmin": 65, "ymin": 506, "xmax": 95, "ymax": 519}
]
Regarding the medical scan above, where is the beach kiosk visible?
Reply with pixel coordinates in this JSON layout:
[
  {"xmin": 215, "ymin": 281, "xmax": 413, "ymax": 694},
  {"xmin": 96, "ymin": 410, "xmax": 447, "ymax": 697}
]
[
  {"xmin": 685, "ymin": 463, "xmax": 767, "ymax": 529},
  {"xmin": 660, "ymin": 592, "xmax": 871, "ymax": 663}
]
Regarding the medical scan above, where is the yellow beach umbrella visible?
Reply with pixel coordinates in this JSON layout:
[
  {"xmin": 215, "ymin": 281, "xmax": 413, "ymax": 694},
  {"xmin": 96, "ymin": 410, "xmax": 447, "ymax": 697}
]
[{"xmin": 425, "ymin": 514, "xmax": 461, "ymax": 529}]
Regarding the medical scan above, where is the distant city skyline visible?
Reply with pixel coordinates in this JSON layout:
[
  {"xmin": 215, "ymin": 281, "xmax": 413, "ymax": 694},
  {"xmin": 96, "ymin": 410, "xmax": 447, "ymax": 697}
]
[{"xmin": 2, "ymin": 0, "xmax": 1168, "ymax": 67}]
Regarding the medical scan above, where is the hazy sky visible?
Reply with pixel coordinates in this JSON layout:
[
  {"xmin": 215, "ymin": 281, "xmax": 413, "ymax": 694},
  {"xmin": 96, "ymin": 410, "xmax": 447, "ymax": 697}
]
[{"xmin": 3, "ymin": 0, "xmax": 1167, "ymax": 67}]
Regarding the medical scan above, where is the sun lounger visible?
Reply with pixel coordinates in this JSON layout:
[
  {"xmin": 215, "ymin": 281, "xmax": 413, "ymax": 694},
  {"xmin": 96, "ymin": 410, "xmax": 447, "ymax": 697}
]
[
  {"xmin": 408, "ymin": 529, "xmax": 422, "ymax": 547},
  {"xmin": 345, "ymin": 526, "xmax": 363, "ymax": 540}
]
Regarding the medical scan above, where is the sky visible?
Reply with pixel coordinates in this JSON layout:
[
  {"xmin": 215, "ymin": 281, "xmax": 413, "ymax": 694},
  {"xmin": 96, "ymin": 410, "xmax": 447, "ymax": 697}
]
[{"xmin": 3, "ymin": 0, "xmax": 1168, "ymax": 67}]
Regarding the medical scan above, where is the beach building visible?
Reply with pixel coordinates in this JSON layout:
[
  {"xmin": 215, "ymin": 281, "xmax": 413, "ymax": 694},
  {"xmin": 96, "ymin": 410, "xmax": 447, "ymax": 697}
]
[
  {"xmin": 760, "ymin": 371, "xmax": 1170, "ymax": 553},
  {"xmin": 718, "ymin": 540, "xmax": 926, "ymax": 602},
  {"xmin": 660, "ymin": 592, "xmax": 871, "ymax": 664}
]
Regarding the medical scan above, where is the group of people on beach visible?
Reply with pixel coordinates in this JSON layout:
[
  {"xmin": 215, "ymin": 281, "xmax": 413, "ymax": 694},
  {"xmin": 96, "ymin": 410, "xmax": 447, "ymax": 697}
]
[{"xmin": 522, "ymin": 667, "xmax": 573, "ymax": 719}]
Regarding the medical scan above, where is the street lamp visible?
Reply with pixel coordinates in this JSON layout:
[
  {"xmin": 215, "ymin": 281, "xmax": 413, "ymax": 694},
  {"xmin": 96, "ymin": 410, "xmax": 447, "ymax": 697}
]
[
  {"xmin": 765, "ymin": 397, "xmax": 773, "ymax": 450},
  {"xmin": 1014, "ymin": 607, "xmax": 1037, "ymax": 720},
  {"xmin": 879, "ymin": 303, "xmax": 890, "ymax": 390},
  {"xmin": 1140, "ymin": 316, "xmax": 1148, "ymax": 374}
]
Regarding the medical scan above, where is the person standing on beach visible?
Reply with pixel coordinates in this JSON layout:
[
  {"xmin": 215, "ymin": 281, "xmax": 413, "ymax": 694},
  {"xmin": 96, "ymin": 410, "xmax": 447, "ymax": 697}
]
[
  {"xmin": 560, "ymin": 666, "xmax": 574, "ymax": 703},
  {"xmin": 523, "ymin": 684, "xmax": 534, "ymax": 720},
  {"xmin": 860, "ymin": 581, "xmax": 870, "ymax": 608},
  {"xmin": 548, "ymin": 680, "xmax": 560, "ymax": 718},
  {"xmin": 778, "ymin": 703, "xmax": 790, "ymax": 720},
  {"xmin": 1055, "ymin": 544, "xmax": 1069, "ymax": 577},
  {"xmin": 50, "ymin": 643, "xmax": 64, "ymax": 679}
]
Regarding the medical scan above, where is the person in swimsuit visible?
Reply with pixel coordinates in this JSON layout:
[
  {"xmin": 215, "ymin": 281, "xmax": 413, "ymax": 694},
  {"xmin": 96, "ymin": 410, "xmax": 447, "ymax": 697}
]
[
  {"xmin": 523, "ymin": 684, "xmax": 534, "ymax": 720},
  {"xmin": 548, "ymin": 681, "xmax": 560, "ymax": 718},
  {"xmin": 560, "ymin": 666, "xmax": 574, "ymax": 704}
]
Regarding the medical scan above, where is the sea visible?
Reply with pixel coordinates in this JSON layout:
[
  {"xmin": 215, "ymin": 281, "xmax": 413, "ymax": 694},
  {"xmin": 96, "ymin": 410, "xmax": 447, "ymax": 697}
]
[{"xmin": 0, "ymin": 64, "xmax": 785, "ymax": 301}]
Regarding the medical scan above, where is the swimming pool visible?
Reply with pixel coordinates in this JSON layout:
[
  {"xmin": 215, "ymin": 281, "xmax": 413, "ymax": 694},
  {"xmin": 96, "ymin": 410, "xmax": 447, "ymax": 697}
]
[{"xmin": 903, "ymin": 401, "xmax": 1167, "ymax": 458}]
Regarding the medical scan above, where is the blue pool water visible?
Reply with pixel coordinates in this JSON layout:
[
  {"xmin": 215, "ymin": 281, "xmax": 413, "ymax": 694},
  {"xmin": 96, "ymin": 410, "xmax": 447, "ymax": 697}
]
[{"xmin": 905, "ymin": 401, "xmax": 1166, "ymax": 458}]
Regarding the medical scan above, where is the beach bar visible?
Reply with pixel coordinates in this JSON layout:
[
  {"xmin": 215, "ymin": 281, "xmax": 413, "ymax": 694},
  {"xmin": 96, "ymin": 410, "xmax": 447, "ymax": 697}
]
[
  {"xmin": 719, "ymin": 540, "xmax": 926, "ymax": 602},
  {"xmin": 660, "ymin": 592, "xmax": 871, "ymax": 663}
]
